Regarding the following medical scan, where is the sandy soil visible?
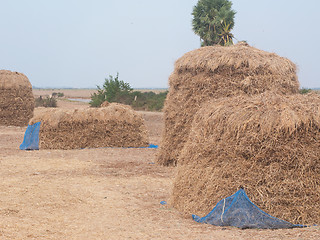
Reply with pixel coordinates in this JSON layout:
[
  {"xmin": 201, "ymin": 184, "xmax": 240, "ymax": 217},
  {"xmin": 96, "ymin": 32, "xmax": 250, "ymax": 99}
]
[{"xmin": 0, "ymin": 98, "xmax": 319, "ymax": 239}]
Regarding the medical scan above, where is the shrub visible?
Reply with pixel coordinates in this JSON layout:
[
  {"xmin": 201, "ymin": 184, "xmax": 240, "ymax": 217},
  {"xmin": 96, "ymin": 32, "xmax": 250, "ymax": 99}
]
[
  {"xmin": 90, "ymin": 73, "xmax": 167, "ymax": 111},
  {"xmin": 90, "ymin": 88, "xmax": 107, "ymax": 107},
  {"xmin": 131, "ymin": 91, "xmax": 168, "ymax": 111},
  {"xmin": 52, "ymin": 92, "xmax": 64, "ymax": 98},
  {"xmin": 299, "ymin": 88, "xmax": 312, "ymax": 94},
  {"xmin": 35, "ymin": 96, "xmax": 57, "ymax": 108},
  {"xmin": 90, "ymin": 73, "xmax": 132, "ymax": 107}
]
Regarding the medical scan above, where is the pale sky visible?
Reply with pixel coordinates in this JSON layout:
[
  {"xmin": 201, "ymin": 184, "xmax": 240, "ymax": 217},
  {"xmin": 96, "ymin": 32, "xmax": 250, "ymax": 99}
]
[{"xmin": 0, "ymin": 0, "xmax": 319, "ymax": 89}]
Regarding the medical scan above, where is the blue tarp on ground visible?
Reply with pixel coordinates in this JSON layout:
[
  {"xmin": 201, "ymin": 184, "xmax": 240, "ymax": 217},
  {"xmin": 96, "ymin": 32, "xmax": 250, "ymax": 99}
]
[
  {"xmin": 193, "ymin": 188, "xmax": 304, "ymax": 229},
  {"xmin": 19, "ymin": 122, "xmax": 41, "ymax": 150},
  {"xmin": 146, "ymin": 144, "xmax": 158, "ymax": 149}
]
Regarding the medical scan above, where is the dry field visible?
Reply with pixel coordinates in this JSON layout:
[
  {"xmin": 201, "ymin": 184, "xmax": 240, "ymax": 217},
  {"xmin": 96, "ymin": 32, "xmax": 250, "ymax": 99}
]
[
  {"xmin": 0, "ymin": 96, "xmax": 319, "ymax": 239},
  {"xmin": 32, "ymin": 88, "xmax": 167, "ymax": 99},
  {"xmin": 33, "ymin": 89, "xmax": 97, "ymax": 99}
]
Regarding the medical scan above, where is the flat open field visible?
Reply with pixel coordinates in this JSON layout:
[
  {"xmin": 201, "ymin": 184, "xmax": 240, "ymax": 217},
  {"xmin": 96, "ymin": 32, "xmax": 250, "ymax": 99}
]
[
  {"xmin": 33, "ymin": 88, "xmax": 168, "ymax": 99},
  {"xmin": 33, "ymin": 89, "xmax": 98, "ymax": 98},
  {"xmin": 0, "ymin": 96, "xmax": 319, "ymax": 239}
]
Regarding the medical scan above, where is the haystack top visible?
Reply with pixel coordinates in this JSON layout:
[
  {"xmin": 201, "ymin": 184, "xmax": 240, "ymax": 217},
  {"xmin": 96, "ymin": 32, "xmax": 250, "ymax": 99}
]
[
  {"xmin": 175, "ymin": 43, "xmax": 296, "ymax": 76},
  {"xmin": 0, "ymin": 70, "xmax": 32, "ymax": 89},
  {"xmin": 196, "ymin": 92, "xmax": 320, "ymax": 138},
  {"xmin": 30, "ymin": 103, "xmax": 140, "ymax": 128}
]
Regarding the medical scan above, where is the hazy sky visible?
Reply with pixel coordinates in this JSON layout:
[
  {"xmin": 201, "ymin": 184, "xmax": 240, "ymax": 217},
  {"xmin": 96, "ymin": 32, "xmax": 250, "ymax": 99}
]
[{"xmin": 0, "ymin": 0, "xmax": 319, "ymax": 89}]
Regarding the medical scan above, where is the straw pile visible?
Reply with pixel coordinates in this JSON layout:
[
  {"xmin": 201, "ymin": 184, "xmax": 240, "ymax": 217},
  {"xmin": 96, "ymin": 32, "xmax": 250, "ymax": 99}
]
[
  {"xmin": 100, "ymin": 101, "xmax": 110, "ymax": 107},
  {"xmin": 157, "ymin": 43, "xmax": 300, "ymax": 166},
  {"xmin": 29, "ymin": 103, "xmax": 149, "ymax": 149},
  {"xmin": 0, "ymin": 70, "xmax": 34, "ymax": 126},
  {"xmin": 171, "ymin": 92, "xmax": 320, "ymax": 225}
]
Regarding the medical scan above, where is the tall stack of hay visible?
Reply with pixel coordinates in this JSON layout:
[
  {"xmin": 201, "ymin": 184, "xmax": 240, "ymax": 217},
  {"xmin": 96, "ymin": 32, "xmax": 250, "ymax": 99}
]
[
  {"xmin": 157, "ymin": 43, "xmax": 299, "ymax": 166},
  {"xmin": 172, "ymin": 92, "xmax": 320, "ymax": 225},
  {"xmin": 30, "ymin": 103, "xmax": 149, "ymax": 149},
  {"xmin": 0, "ymin": 70, "xmax": 34, "ymax": 126}
]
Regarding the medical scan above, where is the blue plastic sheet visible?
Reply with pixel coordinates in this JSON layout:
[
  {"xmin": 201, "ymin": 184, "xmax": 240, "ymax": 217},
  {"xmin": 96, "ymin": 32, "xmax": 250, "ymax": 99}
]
[
  {"xmin": 193, "ymin": 189, "xmax": 304, "ymax": 229},
  {"xmin": 20, "ymin": 122, "xmax": 41, "ymax": 150},
  {"xmin": 147, "ymin": 144, "xmax": 158, "ymax": 149}
]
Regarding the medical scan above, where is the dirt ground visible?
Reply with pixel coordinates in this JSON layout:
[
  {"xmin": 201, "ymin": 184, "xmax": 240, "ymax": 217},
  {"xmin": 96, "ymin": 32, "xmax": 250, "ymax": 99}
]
[{"xmin": 0, "ymin": 96, "xmax": 319, "ymax": 239}]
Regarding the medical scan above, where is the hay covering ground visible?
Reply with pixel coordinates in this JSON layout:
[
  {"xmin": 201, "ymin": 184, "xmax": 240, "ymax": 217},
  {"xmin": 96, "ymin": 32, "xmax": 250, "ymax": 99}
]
[
  {"xmin": 157, "ymin": 43, "xmax": 300, "ymax": 166},
  {"xmin": 30, "ymin": 103, "xmax": 149, "ymax": 149},
  {"xmin": 171, "ymin": 92, "xmax": 320, "ymax": 225},
  {"xmin": 0, "ymin": 70, "xmax": 34, "ymax": 126}
]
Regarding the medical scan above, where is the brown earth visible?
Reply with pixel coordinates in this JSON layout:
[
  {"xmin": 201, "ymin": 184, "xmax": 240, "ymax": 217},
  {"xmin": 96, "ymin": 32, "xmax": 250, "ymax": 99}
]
[{"xmin": 0, "ymin": 96, "xmax": 319, "ymax": 239}]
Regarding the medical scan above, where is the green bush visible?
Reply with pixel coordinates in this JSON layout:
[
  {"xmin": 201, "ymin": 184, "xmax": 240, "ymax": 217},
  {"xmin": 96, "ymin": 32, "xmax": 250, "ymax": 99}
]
[
  {"xmin": 35, "ymin": 96, "xmax": 57, "ymax": 108},
  {"xmin": 131, "ymin": 91, "xmax": 168, "ymax": 111},
  {"xmin": 90, "ymin": 73, "xmax": 167, "ymax": 111},
  {"xmin": 299, "ymin": 88, "xmax": 312, "ymax": 94},
  {"xmin": 52, "ymin": 92, "xmax": 64, "ymax": 98},
  {"xmin": 90, "ymin": 73, "xmax": 132, "ymax": 107},
  {"xmin": 90, "ymin": 88, "xmax": 107, "ymax": 107}
]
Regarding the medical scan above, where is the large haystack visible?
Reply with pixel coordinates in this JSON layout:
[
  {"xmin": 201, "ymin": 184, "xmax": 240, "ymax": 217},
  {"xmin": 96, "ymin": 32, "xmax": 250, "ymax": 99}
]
[
  {"xmin": 172, "ymin": 92, "xmax": 320, "ymax": 225},
  {"xmin": 29, "ymin": 103, "xmax": 149, "ymax": 149},
  {"xmin": 157, "ymin": 43, "xmax": 300, "ymax": 166},
  {"xmin": 0, "ymin": 70, "xmax": 34, "ymax": 126}
]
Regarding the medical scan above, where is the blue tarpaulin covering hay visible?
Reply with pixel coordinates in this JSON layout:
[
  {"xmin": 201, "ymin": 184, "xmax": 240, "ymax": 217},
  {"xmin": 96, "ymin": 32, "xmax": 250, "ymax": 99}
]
[
  {"xmin": 193, "ymin": 189, "xmax": 304, "ymax": 229},
  {"xmin": 20, "ymin": 122, "xmax": 41, "ymax": 150}
]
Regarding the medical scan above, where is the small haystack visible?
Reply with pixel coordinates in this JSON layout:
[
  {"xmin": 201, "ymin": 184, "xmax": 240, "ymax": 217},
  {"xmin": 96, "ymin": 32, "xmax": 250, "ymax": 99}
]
[
  {"xmin": 29, "ymin": 103, "xmax": 149, "ymax": 149},
  {"xmin": 172, "ymin": 92, "xmax": 320, "ymax": 225},
  {"xmin": 157, "ymin": 43, "xmax": 300, "ymax": 166},
  {"xmin": 0, "ymin": 70, "xmax": 34, "ymax": 126}
]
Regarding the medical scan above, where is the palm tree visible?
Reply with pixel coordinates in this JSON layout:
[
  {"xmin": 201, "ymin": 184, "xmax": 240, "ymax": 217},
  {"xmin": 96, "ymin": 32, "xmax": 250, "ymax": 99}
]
[
  {"xmin": 218, "ymin": 21, "xmax": 234, "ymax": 46},
  {"xmin": 192, "ymin": 0, "xmax": 236, "ymax": 46}
]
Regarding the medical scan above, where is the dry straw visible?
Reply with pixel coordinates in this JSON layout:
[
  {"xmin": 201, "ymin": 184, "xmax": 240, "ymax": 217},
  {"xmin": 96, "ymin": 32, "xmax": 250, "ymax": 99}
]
[
  {"xmin": 30, "ymin": 103, "xmax": 149, "ymax": 149},
  {"xmin": 157, "ymin": 43, "xmax": 300, "ymax": 166},
  {"xmin": 171, "ymin": 92, "xmax": 320, "ymax": 225},
  {"xmin": 0, "ymin": 70, "xmax": 34, "ymax": 126},
  {"xmin": 100, "ymin": 101, "xmax": 110, "ymax": 107}
]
